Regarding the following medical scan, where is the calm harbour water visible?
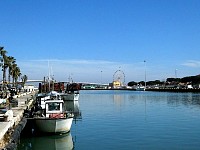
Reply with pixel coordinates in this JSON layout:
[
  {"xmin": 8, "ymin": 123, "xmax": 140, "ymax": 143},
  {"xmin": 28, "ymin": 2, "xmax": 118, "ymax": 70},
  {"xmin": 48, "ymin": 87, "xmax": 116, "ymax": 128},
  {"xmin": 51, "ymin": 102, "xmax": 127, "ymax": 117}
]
[{"xmin": 18, "ymin": 90, "xmax": 200, "ymax": 150}]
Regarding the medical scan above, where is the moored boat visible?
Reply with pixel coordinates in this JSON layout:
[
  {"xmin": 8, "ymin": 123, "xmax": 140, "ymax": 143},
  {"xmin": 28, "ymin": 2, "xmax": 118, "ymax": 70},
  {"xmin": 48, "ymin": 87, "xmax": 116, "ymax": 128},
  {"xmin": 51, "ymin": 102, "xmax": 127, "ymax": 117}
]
[
  {"xmin": 136, "ymin": 86, "xmax": 146, "ymax": 91},
  {"xmin": 64, "ymin": 100, "xmax": 82, "ymax": 121},
  {"xmin": 34, "ymin": 116, "xmax": 73, "ymax": 133},
  {"xmin": 27, "ymin": 99, "xmax": 73, "ymax": 134},
  {"xmin": 60, "ymin": 83, "xmax": 81, "ymax": 101},
  {"xmin": 60, "ymin": 91, "xmax": 79, "ymax": 101}
]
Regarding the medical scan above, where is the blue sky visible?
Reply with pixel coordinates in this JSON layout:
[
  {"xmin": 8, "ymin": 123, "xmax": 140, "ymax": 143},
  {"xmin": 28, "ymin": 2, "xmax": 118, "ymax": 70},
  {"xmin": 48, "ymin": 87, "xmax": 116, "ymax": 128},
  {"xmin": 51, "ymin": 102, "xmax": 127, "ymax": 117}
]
[{"xmin": 1, "ymin": 0, "xmax": 200, "ymax": 84}]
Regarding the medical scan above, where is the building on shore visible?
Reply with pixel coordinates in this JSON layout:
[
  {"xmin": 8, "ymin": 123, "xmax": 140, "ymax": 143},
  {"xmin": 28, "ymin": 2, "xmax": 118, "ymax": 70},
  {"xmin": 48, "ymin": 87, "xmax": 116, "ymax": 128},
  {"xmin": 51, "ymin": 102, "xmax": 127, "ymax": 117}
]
[{"xmin": 24, "ymin": 85, "xmax": 35, "ymax": 92}]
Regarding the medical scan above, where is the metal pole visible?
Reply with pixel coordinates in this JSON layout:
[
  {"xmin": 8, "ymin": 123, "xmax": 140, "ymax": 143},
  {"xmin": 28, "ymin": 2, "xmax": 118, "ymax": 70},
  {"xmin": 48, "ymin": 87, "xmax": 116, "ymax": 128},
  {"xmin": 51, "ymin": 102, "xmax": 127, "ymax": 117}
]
[
  {"xmin": 101, "ymin": 71, "xmax": 102, "ymax": 85},
  {"xmin": 144, "ymin": 60, "xmax": 146, "ymax": 89},
  {"xmin": 175, "ymin": 69, "xmax": 177, "ymax": 78}
]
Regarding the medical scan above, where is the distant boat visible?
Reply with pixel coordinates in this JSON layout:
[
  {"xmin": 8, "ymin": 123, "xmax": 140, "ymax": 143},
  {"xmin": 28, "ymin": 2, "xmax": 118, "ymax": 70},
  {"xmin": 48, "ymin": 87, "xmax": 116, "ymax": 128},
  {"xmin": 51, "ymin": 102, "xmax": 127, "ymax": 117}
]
[{"xmin": 136, "ymin": 86, "xmax": 146, "ymax": 91}]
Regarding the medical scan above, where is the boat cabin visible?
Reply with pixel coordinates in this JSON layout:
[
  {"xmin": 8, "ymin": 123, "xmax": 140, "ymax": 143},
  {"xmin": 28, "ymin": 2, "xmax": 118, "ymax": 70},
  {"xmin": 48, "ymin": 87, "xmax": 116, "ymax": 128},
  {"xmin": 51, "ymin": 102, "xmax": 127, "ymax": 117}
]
[{"xmin": 45, "ymin": 100, "xmax": 64, "ymax": 118}]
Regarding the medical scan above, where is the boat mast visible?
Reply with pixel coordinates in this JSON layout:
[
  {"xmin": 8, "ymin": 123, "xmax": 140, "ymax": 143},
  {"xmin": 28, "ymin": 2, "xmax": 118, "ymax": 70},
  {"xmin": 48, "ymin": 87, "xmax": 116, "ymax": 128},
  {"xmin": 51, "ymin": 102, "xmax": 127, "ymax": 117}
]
[{"xmin": 48, "ymin": 60, "xmax": 50, "ymax": 91}]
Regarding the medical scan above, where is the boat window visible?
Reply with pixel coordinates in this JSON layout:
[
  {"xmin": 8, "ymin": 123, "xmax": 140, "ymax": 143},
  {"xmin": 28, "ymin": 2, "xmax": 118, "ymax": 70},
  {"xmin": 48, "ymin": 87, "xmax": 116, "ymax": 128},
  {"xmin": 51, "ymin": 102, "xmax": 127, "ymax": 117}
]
[{"xmin": 48, "ymin": 102, "xmax": 60, "ymax": 111}]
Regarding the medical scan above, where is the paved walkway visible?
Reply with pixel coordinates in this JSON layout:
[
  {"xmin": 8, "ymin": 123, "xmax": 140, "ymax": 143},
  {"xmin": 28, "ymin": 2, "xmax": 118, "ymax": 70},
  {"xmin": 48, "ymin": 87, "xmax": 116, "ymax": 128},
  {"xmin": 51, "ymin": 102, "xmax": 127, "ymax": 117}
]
[{"xmin": 0, "ymin": 92, "xmax": 35, "ymax": 148}]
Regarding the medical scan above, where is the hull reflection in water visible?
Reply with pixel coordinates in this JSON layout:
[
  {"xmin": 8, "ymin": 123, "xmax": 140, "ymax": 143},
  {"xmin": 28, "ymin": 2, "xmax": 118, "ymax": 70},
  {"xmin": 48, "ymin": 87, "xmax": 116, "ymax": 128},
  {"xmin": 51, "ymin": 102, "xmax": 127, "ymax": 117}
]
[{"xmin": 19, "ymin": 132, "xmax": 74, "ymax": 150}]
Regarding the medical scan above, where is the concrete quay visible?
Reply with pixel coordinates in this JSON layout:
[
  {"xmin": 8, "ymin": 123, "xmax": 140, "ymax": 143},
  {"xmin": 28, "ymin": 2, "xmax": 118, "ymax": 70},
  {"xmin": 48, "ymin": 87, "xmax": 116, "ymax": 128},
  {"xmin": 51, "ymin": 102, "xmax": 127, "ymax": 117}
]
[{"xmin": 0, "ymin": 91, "xmax": 35, "ymax": 149}]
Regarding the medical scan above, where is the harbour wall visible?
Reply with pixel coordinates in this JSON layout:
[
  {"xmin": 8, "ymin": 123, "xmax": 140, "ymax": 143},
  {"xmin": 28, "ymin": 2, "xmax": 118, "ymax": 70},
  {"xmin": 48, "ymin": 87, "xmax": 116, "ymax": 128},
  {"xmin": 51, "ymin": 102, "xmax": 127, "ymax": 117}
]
[{"xmin": 0, "ymin": 92, "xmax": 35, "ymax": 149}]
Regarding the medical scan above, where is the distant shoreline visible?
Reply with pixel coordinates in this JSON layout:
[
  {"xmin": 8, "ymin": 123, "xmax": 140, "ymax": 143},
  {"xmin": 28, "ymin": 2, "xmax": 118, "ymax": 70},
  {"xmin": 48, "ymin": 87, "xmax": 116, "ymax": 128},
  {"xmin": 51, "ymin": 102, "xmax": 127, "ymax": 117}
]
[
  {"xmin": 80, "ymin": 88, "xmax": 200, "ymax": 92},
  {"xmin": 146, "ymin": 88, "xmax": 200, "ymax": 92}
]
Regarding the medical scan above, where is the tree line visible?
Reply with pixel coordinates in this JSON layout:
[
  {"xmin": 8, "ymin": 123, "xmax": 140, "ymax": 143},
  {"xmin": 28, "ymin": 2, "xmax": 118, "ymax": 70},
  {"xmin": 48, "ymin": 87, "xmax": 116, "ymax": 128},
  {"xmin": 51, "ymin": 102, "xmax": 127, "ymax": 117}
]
[
  {"xmin": 128, "ymin": 75, "xmax": 200, "ymax": 87},
  {"xmin": 0, "ymin": 46, "xmax": 28, "ymax": 88},
  {"xmin": 166, "ymin": 75, "xmax": 200, "ymax": 85}
]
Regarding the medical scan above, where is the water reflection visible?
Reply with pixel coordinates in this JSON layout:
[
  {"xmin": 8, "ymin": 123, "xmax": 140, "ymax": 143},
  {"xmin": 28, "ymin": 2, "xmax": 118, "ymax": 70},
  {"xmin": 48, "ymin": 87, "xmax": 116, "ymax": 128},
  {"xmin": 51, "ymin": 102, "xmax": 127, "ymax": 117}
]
[
  {"xmin": 19, "ymin": 91, "xmax": 200, "ymax": 149},
  {"xmin": 166, "ymin": 93, "xmax": 200, "ymax": 107},
  {"xmin": 19, "ymin": 132, "xmax": 74, "ymax": 150},
  {"xmin": 113, "ymin": 94, "xmax": 125, "ymax": 106},
  {"xmin": 128, "ymin": 91, "xmax": 200, "ymax": 108}
]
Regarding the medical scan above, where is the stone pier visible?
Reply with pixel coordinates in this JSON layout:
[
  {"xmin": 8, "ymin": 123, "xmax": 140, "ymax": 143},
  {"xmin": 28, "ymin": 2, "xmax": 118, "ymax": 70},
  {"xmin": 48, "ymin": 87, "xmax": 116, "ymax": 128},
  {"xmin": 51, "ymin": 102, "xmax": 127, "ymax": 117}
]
[{"xmin": 0, "ymin": 91, "xmax": 35, "ymax": 149}]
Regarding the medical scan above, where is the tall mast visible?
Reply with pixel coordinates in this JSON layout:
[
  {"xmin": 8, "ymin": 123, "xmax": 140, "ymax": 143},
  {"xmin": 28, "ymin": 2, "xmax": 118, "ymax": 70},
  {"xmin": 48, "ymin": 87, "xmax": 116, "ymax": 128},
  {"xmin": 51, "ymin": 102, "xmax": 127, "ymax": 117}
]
[{"xmin": 48, "ymin": 60, "xmax": 50, "ymax": 91}]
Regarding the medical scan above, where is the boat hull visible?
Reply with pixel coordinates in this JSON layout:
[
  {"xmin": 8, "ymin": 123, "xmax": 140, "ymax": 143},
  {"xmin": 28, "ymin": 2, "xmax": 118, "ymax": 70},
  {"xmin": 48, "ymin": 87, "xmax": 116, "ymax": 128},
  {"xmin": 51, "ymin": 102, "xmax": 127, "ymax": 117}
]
[
  {"xmin": 61, "ymin": 93, "xmax": 79, "ymax": 101},
  {"xmin": 34, "ymin": 117, "xmax": 73, "ymax": 133}
]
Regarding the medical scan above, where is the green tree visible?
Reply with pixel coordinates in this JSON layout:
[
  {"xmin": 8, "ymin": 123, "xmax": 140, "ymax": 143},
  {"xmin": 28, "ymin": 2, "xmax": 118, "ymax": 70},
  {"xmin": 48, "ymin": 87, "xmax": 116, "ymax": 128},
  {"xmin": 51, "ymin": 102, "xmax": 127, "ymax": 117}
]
[
  {"xmin": 0, "ymin": 47, "xmax": 8, "ymax": 84},
  {"xmin": 127, "ymin": 81, "xmax": 137, "ymax": 86},
  {"xmin": 0, "ymin": 47, "xmax": 3, "ymax": 80},
  {"xmin": 12, "ymin": 64, "xmax": 21, "ymax": 86},
  {"xmin": 21, "ymin": 75, "xmax": 28, "ymax": 87},
  {"xmin": 7, "ymin": 56, "xmax": 16, "ymax": 84}
]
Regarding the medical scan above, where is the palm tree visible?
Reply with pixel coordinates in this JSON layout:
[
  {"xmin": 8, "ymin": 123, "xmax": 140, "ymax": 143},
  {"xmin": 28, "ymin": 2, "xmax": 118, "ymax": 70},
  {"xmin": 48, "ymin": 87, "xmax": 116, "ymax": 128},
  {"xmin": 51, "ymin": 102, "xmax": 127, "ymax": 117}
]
[
  {"xmin": 0, "ymin": 47, "xmax": 3, "ymax": 81},
  {"xmin": 21, "ymin": 75, "xmax": 28, "ymax": 88},
  {"xmin": 0, "ymin": 47, "xmax": 8, "ymax": 84},
  {"xmin": 11, "ymin": 63, "xmax": 17, "ymax": 86},
  {"xmin": 11, "ymin": 64, "xmax": 21, "ymax": 86},
  {"xmin": 14, "ymin": 67, "xmax": 21, "ymax": 85},
  {"xmin": 7, "ymin": 56, "xmax": 16, "ymax": 84},
  {"xmin": 0, "ymin": 46, "xmax": 3, "ymax": 63}
]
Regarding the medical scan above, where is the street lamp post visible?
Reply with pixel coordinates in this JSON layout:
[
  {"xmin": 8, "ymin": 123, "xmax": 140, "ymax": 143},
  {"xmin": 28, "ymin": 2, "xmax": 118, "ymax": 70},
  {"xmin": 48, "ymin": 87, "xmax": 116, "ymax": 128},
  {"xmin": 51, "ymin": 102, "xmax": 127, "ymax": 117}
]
[
  {"xmin": 175, "ymin": 69, "xmax": 178, "ymax": 78},
  {"xmin": 101, "ymin": 71, "xmax": 102, "ymax": 85},
  {"xmin": 144, "ymin": 60, "xmax": 146, "ymax": 89}
]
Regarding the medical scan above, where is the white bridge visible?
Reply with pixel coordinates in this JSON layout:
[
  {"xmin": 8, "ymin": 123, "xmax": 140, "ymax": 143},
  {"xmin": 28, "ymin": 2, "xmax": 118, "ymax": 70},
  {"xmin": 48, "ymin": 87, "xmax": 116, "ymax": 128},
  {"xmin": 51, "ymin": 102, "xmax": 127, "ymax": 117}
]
[{"xmin": 26, "ymin": 80, "xmax": 108, "ymax": 86}]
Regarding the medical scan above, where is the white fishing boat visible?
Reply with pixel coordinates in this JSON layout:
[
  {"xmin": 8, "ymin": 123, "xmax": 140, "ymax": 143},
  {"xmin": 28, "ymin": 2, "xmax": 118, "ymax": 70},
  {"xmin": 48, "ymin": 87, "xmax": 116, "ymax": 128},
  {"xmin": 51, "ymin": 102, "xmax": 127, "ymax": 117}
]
[
  {"xmin": 35, "ymin": 91, "xmax": 62, "ymax": 109},
  {"xmin": 30, "ymin": 99, "xmax": 73, "ymax": 134},
  {"xmin": 60, "ymin": 83, "xmax": 80, "ymax": 101}
]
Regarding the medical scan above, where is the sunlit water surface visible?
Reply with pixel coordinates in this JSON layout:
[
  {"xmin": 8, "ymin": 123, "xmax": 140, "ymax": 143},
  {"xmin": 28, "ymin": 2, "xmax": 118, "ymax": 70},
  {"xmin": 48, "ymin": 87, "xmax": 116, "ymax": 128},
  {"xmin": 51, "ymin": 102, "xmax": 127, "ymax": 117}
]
[{"xmin": 18, "ymin": 90, "xmax": 200, "ymax": 150}]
